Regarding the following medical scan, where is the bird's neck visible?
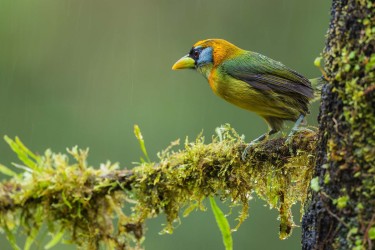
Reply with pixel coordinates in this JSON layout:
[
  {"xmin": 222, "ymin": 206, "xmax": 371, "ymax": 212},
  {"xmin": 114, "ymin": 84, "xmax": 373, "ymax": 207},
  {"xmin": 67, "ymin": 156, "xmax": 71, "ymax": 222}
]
[
  {"xmin": 197, "ymin": 64, "xmax": 213, "ymax": 80},
  {"xmin": 212, "ymin": 45, "xmax": 244, "ymax": 67}
]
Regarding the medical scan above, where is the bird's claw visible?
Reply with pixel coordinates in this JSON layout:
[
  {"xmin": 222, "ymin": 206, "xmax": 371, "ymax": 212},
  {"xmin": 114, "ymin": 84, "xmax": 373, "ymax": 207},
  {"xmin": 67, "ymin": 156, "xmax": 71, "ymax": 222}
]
[
  {"xmin": 285, "ymin": 135, "xmax": 293, "ymax": 145},
  {"xmin": 241, "ymin": 142, "xmax": 256, "ymax": 161},
  {"xmin": 285, "ymin": 129, "xmax": 299, "ymax": 155}
]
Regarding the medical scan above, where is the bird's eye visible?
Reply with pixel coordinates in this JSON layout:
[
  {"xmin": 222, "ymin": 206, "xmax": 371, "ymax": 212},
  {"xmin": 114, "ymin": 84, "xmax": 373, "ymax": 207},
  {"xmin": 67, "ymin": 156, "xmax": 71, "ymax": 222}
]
[{"xmin": 194, "ymin": 50, "xmax": 200, "ymax": 58}]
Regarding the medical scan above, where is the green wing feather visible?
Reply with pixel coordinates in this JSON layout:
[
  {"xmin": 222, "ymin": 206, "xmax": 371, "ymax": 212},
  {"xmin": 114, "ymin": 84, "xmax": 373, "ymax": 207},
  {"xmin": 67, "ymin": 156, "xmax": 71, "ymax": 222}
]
[{"xmin": 223, "ymin": 51, "xmax": 314, "ymax": 99}]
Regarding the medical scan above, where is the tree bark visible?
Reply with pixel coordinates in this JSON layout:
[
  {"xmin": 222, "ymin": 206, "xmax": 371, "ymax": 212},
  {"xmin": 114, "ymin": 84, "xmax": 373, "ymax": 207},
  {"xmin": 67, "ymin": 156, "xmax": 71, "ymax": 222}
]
[{"xmin": 302, "ymin": 0, "xmax": 375, "ymax": 249}]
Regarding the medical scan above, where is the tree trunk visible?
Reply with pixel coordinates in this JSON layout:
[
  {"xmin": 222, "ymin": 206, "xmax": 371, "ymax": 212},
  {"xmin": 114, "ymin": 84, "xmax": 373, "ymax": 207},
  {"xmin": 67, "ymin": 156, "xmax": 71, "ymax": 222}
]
[{"xmin": 302, "ymin": 0, "xmax": 374, "ymax": 249}]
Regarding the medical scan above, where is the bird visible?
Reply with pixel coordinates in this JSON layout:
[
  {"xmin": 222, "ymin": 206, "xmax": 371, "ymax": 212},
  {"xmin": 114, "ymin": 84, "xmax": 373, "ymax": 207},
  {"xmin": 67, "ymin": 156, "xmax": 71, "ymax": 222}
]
[{"xmin": 172, "ymin": 39, "xmax": 316, "ymax": 160}]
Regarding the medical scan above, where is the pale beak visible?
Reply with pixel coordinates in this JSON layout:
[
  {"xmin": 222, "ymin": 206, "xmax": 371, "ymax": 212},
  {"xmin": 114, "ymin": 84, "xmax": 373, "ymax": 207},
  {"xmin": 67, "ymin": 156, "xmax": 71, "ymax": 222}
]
[{"xmin": 172, "ymin": 55, "xmax": 195, "ymax": 70}]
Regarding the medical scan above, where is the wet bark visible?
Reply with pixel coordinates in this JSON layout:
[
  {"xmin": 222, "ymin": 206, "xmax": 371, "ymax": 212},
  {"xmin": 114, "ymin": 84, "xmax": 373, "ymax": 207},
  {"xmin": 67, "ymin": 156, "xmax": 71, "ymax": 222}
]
[{"xmin": 302, "ymin": 0, "xmax": 375, "ymax": 249}]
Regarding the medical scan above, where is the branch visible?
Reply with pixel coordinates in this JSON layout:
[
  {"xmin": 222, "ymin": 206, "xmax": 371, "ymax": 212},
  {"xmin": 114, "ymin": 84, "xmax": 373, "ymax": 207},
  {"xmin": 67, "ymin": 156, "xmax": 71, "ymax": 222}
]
[{"xmin": 0, "ymin": 125, "xmax": 317, "ymax": 250}]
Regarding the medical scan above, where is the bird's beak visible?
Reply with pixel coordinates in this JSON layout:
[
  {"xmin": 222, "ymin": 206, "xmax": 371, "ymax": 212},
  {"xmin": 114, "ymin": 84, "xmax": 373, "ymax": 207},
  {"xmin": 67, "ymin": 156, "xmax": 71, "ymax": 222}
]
[{"xmin": 172, "ymin": 55, "xmax": 195, "ymax": 70}]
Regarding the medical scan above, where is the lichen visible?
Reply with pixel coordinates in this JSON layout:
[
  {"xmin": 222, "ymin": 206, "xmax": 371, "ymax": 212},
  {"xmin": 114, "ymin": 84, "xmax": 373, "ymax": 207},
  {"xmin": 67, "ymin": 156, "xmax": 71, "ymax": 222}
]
[{"xmin": 0, "ymin": 125, "xmax": 317, "ymax": 249}]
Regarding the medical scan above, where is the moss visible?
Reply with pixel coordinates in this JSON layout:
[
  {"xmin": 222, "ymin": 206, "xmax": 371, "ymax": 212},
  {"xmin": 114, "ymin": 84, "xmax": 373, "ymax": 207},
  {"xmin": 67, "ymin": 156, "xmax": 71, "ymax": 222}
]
[{"xmin": 0, "ymin": 125, "xmax": 317, "ymax": 249}]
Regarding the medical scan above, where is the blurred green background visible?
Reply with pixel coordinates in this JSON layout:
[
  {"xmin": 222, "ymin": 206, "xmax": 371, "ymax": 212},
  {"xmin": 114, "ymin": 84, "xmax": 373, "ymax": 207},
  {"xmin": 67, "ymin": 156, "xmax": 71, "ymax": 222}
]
[{"xmin": 0, "ymin": 0, "xmax": 329, "ymax": 249}]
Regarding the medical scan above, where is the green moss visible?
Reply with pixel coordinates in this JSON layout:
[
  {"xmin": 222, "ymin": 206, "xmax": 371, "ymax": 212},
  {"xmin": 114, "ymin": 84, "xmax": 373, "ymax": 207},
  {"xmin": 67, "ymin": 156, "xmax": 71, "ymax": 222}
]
[
  {"xmin": 334, "ymin": 195, "xmax": 349, "ymax": 209},
  {"xmin": 323, "ymin": 173, "xmax": 330, "ymax": 184},
  {"xmin": 0, "ymin": 125, "xmax": 317, "ymax": 249},
  {"xmin": 317, "ymin": 0, "xmax": 375, "ymax": 248}
]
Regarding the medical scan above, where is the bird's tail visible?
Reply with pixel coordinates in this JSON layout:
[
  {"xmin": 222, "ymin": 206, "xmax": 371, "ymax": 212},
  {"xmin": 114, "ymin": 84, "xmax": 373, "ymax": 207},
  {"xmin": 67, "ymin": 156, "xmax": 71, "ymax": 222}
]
[{"xmin": 309, "ymin": 76, "xmax": 327, "ymax": 103}]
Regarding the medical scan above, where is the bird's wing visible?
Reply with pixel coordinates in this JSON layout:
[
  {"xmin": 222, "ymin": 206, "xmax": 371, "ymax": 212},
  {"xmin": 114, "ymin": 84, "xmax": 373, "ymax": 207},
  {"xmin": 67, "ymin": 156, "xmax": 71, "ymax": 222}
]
[{"xmin": 223, "ymin": 52, "xmax": 314, "ymax": 98}]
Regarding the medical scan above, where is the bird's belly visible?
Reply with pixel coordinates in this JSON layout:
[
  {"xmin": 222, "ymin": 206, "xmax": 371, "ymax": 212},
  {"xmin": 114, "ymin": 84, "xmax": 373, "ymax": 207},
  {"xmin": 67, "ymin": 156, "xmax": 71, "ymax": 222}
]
[{"xmin": 212, "ymin": 78, "xmax": 298, "ymax": 119}]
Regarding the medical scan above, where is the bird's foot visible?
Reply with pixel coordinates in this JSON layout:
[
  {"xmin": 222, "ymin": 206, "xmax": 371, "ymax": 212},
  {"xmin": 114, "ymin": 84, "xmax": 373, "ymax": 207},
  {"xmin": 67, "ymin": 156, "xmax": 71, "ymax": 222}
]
[
  {"xmin": 241, "ymin": 130, "xmax": 277, "ymax": 161},
  {"xmin": 285, "ymin": 133, "xmax": 294, "ymax": 145},
  {"xmin": 286, "ymin": 127, "xmax": 313, "ymax": 144},
  {"xmin": 241, "ymin": 142, "xmax": 257, "ymax": 161},
  {"xmin": 286, "ymin": 127, "xmax": 309, "ymax": 154}
]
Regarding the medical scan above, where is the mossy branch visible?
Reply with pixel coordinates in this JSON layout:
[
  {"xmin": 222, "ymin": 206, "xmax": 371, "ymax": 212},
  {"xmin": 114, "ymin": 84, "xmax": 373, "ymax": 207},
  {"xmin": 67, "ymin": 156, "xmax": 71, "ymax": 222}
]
[{"xmin": 0, "ymin": 125, "xmax": 317, "ymax": 250}]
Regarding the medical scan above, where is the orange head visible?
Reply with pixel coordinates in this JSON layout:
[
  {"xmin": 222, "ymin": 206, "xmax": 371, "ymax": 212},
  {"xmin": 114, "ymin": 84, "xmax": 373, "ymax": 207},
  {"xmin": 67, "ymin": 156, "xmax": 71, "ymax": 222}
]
[{"xmin": 172, "ymin": 39, "xmax": 244, "ymax": 70}]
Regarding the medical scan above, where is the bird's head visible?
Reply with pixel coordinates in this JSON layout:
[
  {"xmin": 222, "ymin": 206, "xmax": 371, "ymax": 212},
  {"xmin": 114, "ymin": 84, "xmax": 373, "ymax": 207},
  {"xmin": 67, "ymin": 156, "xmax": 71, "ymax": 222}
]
[{"xmin": 172, "ymin": 39, "xmax": 242, "ymax": 72}]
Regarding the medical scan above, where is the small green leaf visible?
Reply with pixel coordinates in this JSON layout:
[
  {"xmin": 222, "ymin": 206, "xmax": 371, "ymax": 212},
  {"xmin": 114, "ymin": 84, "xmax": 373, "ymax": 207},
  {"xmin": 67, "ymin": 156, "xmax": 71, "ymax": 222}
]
[
  {"xmin": 314, "ymin": 57, "xmax": 322, "ymax": 68},
  {"xmin": 348, "ymin": 227, "xmax": 358, "ymax": 235},
  {"xmin": 61, "ymin": 191, "xmax": 72, "ymax": 209},
  {"xmin": 348, "ymin": 51, "xmax": 356, "ymax": 60},
  {"xmin": 310, "ymin": 177, "xmax": 320, "ymax": 192},
  {"xmin": 4, "ymin": 136, "xmax": 37, "ymax": 170},
  {"xmin": 3, "ymin": 225, "xmax": 21, "ymax": 250},
  {"xmin": 24, "ymin": 236, "xmax": 34, "ymax": 250},
  {"xmin": 210, "ymin": 197, "xmax": 233, "ymax": 250},
  {"xmin": 352, "ymin": 246, "xmax": 362, "ymax": 250},
  {"xmin": 182, "ymin": 203, "xmax": 198, "ymax": 217},
  {"xmin": 15, "ymin": 137, "xmax": 40, "ymax": 162},
  {"xmin": 344, "ymin": 64, "xmax": 351, "ymax": 72},
  {"xmin": 321, "ymin": 164, "xmax": 329, "ymax": 169},
  {"xmin": 324, "ymin": 173, "xmax": 330, "ymax": 184},
  {"xmin": 134, "ymin": 125, "xmax": 151, "ymax": 163},
  {"xmin": 45, "ymin": 230, "xmax": 65, "ymax": 249},
  {"xmin": 336, "ymin": 195, "xmax": 349, "ymax": 209},
  {"xmin": 356, "ymin": 203, "xmax": 364, "ymax": 210},
  {"xmin": 368, "ymin": 227, "xmax": 375, "ymax": 240},
  {"xmin": 0, "ymin": 164, "xmax": 17, "ymax": 177}
]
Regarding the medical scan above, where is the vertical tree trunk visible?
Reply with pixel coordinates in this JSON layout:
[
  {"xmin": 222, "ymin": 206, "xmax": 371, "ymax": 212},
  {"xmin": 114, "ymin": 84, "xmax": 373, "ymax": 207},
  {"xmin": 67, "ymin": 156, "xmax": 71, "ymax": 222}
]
[{"xmin": 302, "ymin": 0, "xmax": 374, "ymax": 249}]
